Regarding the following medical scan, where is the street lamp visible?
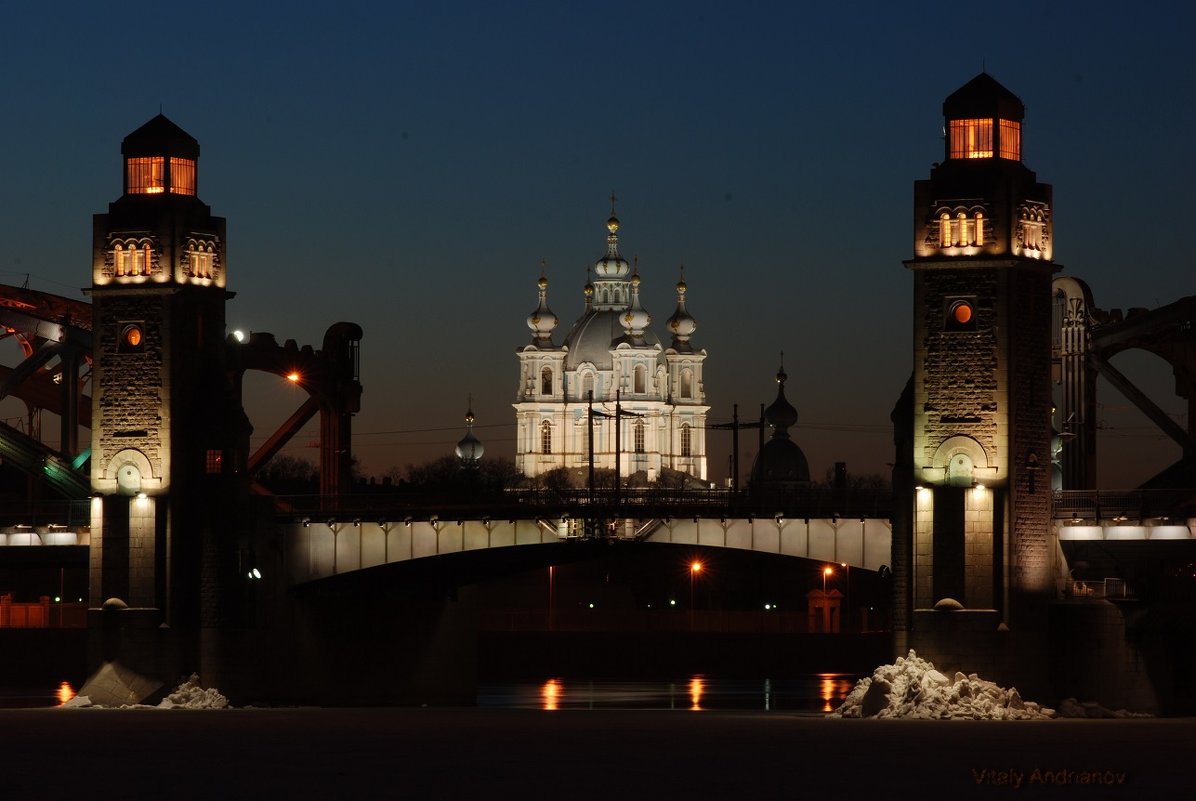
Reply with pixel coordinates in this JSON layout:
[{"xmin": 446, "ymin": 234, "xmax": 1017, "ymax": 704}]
[
  {"xmin": 823, "ymin": 564, "xmax": 833, "ymax": 593},
  {"xmin": 690, "ymin": 560, "xmax": 703, "ymax": 631}
]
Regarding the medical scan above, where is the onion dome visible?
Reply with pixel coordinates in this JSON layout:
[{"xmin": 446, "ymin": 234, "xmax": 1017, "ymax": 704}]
[
  {"xmin": 594, "ymin": 194, "xmax": 630, "ymax": 279},
  {"xmin": 583, "ymin": 266, "xmax": 595, "ymax": 311},
  {"xmin": 455, "ymin": 400, "xmax": 484, "ymax": 466},
  {"xmin": 665, "ymin": 266, "xmax": 697, "ymax": 350},
  {"xmin": 620, "ymin": 265, "xmax": 651, "ymax": 343},
  {"xmin": 526, "ymin": 267, "xmax": 559, "ymax": 345},
  {"xmin": 750, "ymin": 355, "xmax": 810, "ymax": 486},
  {"xmin": 764, "ymin": 357, "xmax": 799, "ymax": 436}
]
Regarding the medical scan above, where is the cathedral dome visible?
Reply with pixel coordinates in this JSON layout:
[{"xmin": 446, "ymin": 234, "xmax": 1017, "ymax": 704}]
[{"xmin": 563, "ymin": 310, "xmax": 661, "ymax": 370}]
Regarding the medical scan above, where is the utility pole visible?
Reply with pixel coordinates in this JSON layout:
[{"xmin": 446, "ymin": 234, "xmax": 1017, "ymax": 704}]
[{"xmin": 711, "ymin": 403, "xmax": 764, "ymax": 493}]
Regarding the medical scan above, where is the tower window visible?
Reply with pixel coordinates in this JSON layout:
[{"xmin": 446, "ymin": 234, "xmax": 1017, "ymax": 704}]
[
  {"xmin": 939, "ymin": 212, "xmax": 951, "ymax": 247},
  {"xmin": 948, "ymin": 119, "xmax": 993, "ymax": 159},
  {"xmin": 634, "ymin": 420, "xmax": 645, "ymax": 453},
  {"xmin": 998, "ymin": 119, "xmax": 1021, "ymax": 161},
  {"xmin": 680, "ymin": 368, "xmax": 693, "ymax": 399},
  {"xmin": 540, "ymin": 421, "xmax": 552, "ymax": 454},
  {"xmin": 681, "ymin": 423, "xmax": 692, "ymax": 457},
  {"xmin": 540, "ymin": 367, "xmax": 553, "ymax": 396},
  {"xmin": 582, "ymin": 372, "xmax": 595, "ymax": 399},
  {"xmin": 127, "ymin": 157, "xmax": 166, "ymax": 193},
  {"xmin": 634, "ymin": 364, "xmax": 646, "ymax": 394},
  {"xmin": 119, "ymin": 323, "xmax": 145, "ymax": 353},
  {"xmin": 188, "ymin": 242, "xmax": 214, "ymax": 278},
  {"xmin": 946, "ymin": 299, "xmax": 976, "ymax": 332},
  {"xmin": 170, "ymin": 158, "xmax": 196, "ymax": 195},
  {"xmin": 205, "ymin": 449, "xmax": 223, "ymax": 474},
  {"xmin": 115, "ymin": 243, "xmax": 152, "ymax": 277}
]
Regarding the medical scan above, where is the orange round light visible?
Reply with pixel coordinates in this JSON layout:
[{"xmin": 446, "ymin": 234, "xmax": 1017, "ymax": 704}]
[
  {"xmin": 952, "ymin": 302, "xmax": 973, "ymax": 325},
  {"xmin": 125, "ymin": 327, "xmax": 142, "ymax": 347}
]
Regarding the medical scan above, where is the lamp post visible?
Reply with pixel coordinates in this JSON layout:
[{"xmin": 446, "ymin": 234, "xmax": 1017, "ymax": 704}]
[
  {"xmin": 840, "ymin": 562, "xmax": 850, "ymax": 631},
  {"xmin": 690, "ymin": 560, "xmax": 703, "ymax": 631},
  {"xmin": 822, "ymin": 564, "xmax": 833, "ymax": 594}
]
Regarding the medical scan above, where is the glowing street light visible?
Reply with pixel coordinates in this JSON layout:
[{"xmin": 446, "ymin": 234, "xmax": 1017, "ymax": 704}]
[
  {"xmin": 823, "ymin": 565, "xmax": 833, "ymax": 593},
  {"xmin": 690, "ymin": 560, "xmax": 703, "ymax": 631},
  {"xmin": 286, "ymin": 371, "xmax": 301, "ymax": 383}
]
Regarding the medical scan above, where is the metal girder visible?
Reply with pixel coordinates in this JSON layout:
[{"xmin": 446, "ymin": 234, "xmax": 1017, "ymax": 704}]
[{"xmin": 1087, "ymin": 352, "xmax": 1196, "ymax": 454}]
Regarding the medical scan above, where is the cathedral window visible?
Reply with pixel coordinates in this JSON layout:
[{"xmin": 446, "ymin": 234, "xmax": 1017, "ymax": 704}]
[
  {"xmin": 680, "ymin": 368, "xmax": 693, "ymax": 399},
  {"xmin": 582, "ymin": 372, "xmax": 594, "ymax": 399},
  {"xmin": 634, "ymin": 420, "xmax": 645, "ymax": 453},
  {"xmin": 681, "ymin": 423, "xmax": 692, "ymax": 457},
  {"xmin": 634, "ymin": 364, "xmax": 646, "ymax": 394},
  {"xmin": 948, "ymin": 119, "xmax": 993, "ymax": 159},
  {"xmin": 540, "ymin": 367, "xmax": 553, "ymax": 396},
  {"xmin": 127, "ymin": 157, "xmax": 165, "ymax": 193},
  {"xmin": 998, "ymin": 120, "xmax": 1021, "ymax": 161},
  {"xmin": 170, "ymin": 158, "xmax": 196, "ymax": 195},
  {"xmin": 540, "ymin": 421, "xmax": 552, "ymax": 454}
]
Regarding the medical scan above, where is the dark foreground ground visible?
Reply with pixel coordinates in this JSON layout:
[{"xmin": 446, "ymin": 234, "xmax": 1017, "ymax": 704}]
[{"xmin": 4, "ymin": 708, "xmax": 1192, "ymax": 800}]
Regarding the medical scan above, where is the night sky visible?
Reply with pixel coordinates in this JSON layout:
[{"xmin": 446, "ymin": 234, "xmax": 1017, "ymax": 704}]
[{"xmin": 2, "ymin": 2, "xmax": 1193, "ymax": 488}]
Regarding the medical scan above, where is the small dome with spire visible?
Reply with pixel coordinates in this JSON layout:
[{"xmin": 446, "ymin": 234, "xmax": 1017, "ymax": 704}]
[
  {"xmin": 620, "ymin": 263, "xmax": 651, "ymax": 343},
  {"xmin": 594, "ymin": 193, "xmax": 631, "ymax": 279},
  {"xmin": 455, "ymin": 399, "xmax": 484, "ymax": 466},
  {"xmin": 666, "ymin": 266, "xmax": 697, "ymax": 350},
  {"xmin": 526, "ymin": 266, "xmax": 559, "ymax": 345},
  {"xmin": 750, "ymin": 356, "xmax": 810, "ymax": 487}
]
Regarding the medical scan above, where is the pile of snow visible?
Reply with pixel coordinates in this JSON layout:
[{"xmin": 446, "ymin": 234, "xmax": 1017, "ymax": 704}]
[
  {"xmin": 157, "ymin": 674, "xmax": 229, "ymax": 709},
  {"xmin": 1056, "ymin": 697, "xmax": 1150, "ymax": 719},
  {"xmin": 831, "ymin": 650, "xmax": 1055, "ymax": 720}
]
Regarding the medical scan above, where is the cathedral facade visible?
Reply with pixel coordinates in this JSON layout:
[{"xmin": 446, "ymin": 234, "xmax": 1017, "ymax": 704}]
[{"xmin": 514, "ymin": 206, "xmax": 709, "ymax": 482}]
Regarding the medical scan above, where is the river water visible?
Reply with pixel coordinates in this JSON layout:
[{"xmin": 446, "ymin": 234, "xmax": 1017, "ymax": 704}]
[
  {"xmin": 3, "ymin": 674, "xmax": 861, "ymax": 711},
  {"xmin": 479, "ymin": 675, "xmax": 859, "ymax": 713}
]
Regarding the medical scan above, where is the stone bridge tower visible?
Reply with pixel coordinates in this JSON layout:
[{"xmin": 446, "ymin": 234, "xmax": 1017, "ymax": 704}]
[
  {"xmin": 84, "ymin": 115, "xmax": 245, "ymax": 699},
  {"xmin": 897, "ymin": 74, "xmax": 1057, "ymax": 689}
]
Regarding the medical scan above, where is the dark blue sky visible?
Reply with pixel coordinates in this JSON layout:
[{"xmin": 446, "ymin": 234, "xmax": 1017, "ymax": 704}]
[{"xmin": 2, "ymin": 2, "xmax": 1193, "ymax": 486}]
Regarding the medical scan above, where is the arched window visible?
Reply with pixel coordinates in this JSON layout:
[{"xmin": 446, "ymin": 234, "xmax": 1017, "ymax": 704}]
[
  {"xmin": 540, "ymin": 421, "xmax": 552, "ymax": 454},
  {"xmin": 634, "ymin": 364, "xmax": 646, "ymax": 394},
  {"xmin": 634, "ymin": 419, "xmax": 645, "ymax": 453},
  {"xmin": 115, "ymin": 242, "xmax": 151, "ymax": 276},
  {"xmin": 540, "ymin": 367, "xmax": 553, "ymax": 396},
  {"xmin": 939, "ymin": 212, "xmax": 951, "ymax": 248},
  {"xmin": 956, "ymin": 212, "xmax": 970, "ymax": 247},
  {"xmin": 189, "ymin": 242, "xmax": 214, "ymax": 279},
  {"xmin": 973, "ymin": 211, "xmax": 984, "ymax": 246},
  {"xmin": 681, "ymin": 423, "xmax": 692, "ymax": 457},
  {"xmin": 680, "ymin": 368, "xmax": 693, "ymax": 399},
  {"xmin": 582, "ymin": 372, "xmax": 594, "ymax": 399}
]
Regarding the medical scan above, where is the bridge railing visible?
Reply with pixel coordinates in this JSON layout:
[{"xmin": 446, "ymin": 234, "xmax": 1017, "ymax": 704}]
[
  {"xmin": 271, "ymin": 486, "xmax": 894, "ymax": 523},
  {"xmin": 1053, "ymin": 489, "xmax": 1196, "ymax": 521}
]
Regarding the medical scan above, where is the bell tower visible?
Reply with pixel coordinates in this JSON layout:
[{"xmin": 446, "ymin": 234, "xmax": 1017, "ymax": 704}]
[
  {"xmin": 85, "ymin": 115, "xmax": 242, "ymax": 697},
  {"xmin": 901, "ymin": 75, "xmax": 1057, "ymax": 680}
]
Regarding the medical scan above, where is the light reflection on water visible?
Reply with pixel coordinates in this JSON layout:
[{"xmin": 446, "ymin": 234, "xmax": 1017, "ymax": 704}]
[
  {"xmin": 479, "ymin": 674, "xmax": 860, "ymax": 713},
  {"xmin": 0, "ymin": 680, "xmax": 78, "ymax": 709}
]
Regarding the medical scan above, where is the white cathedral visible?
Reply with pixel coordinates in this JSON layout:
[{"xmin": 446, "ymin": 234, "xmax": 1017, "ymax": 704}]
[{"xmin": 514, "ymin": 205, "xmax": 709, "ymax": 482}]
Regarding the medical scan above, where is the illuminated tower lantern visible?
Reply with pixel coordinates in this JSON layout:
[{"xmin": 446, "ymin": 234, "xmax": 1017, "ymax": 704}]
[
  {"xmin": 85, "ymin": 115, "xmax": 241, "ymax": 694},
  {"xmin": 900, "ymin": 75, "xmax": 1057, "ymax": 679}
]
